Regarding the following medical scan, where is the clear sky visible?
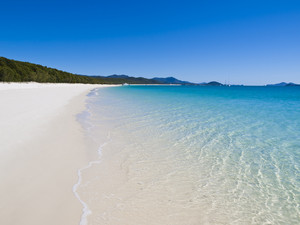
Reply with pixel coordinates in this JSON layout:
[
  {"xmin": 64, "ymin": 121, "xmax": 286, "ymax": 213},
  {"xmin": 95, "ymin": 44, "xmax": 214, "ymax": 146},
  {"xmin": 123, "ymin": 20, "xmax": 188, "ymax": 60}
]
[{"xmin": 1, "ymin": 0, "xmax": 300, "ymax": 85}]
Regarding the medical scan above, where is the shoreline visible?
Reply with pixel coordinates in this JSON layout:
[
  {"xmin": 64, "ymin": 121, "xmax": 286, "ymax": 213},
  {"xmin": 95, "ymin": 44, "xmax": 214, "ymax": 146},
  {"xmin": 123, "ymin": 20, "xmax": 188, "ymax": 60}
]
[{"xmin": 0, "ymin": 83, "xmax": 118, "ymax": 225}]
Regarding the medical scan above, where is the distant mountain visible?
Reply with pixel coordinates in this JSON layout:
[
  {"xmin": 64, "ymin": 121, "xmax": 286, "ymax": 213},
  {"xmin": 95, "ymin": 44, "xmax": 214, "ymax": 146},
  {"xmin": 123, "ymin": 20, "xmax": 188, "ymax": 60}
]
[
  {"xmin": 201, "ymin": 81, "xmax": 223, "ymax": 86},
  {"xmin": 286, "ymin": 83, "xmax": 300, "ymax": 86},
  {"xmin": 0, "ymin": 57, "xmax": 161, "ymax": 84},
  {"xmin": 267, "ymin": 82, "xmax": 300, "ymax": 86},
  {"xmin": 105, "ymin": 76, "xmax": 226, "ymax": 86},
  {"xmin": 106, "ymin": 74, "xmax": 130, "ymax": 79},
  {"xmin": 267, "ymin": 82, "xmax": 288, "ymax": 86},
  {"xmin": 0, "ymin": 56, "xmax": 239, "ymax": 86},
  {"xmin": 152, "ymin": 77, "xmax": 192, "ymax": 84},
  {"xmin": 89, "ymin": 74, "xmax": 161, "ymax": 84}
]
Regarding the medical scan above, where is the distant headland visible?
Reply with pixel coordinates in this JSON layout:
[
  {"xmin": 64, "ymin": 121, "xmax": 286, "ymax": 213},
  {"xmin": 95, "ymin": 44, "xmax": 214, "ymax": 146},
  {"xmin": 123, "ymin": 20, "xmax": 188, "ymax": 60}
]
[{"xmin": 0, "ymin": 57, "xmax": 299, "ymax": 86}]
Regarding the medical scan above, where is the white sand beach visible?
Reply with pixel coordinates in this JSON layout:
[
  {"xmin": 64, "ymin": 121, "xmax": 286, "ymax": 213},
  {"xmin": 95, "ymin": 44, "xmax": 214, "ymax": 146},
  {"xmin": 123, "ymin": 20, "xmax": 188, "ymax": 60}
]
[{"xmin": 0, "ymin": 83, "xmax": 114, "ymax": 225}]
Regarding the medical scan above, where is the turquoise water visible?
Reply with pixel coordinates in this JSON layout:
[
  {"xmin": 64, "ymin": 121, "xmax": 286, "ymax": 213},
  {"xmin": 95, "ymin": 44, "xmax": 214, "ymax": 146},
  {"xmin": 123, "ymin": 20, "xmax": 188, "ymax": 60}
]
[{"xmin": 79, "ymin": 86, "xmax": 300, "ymax": 225}]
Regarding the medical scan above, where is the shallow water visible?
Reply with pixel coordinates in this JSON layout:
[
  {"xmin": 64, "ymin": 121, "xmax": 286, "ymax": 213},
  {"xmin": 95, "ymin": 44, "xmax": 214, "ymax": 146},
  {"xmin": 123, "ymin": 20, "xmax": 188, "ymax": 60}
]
[{"xmin": 77, "ymin": 86, "xmax": 300, "ymax": 225}]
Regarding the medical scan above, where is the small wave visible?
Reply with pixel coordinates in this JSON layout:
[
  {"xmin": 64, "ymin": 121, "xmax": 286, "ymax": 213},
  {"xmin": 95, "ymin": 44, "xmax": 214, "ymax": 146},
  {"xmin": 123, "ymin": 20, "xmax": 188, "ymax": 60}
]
[
  {"xmin": 87, "ymin": 88, "xmax": 100, "ymax": 97},
  {"xmin": 73, "ymin": 135, "xmax": 109, "ymax": 225}
]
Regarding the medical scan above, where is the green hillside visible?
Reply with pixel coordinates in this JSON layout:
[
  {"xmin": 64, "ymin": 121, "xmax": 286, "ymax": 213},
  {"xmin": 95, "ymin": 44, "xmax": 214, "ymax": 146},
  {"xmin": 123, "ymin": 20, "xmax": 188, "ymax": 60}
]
[{"xmin": 0, "ymin": 57, "xmax": 160, "ymax": 84}]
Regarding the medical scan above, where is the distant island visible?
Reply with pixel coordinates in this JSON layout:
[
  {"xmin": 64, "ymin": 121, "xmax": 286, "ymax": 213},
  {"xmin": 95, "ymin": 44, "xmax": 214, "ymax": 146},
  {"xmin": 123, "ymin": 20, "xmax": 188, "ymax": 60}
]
[
  {"xmin": 1, "ymin": 57, "xmax": 299, "ymax": 86},
  {"xmin": 266, "ymin": 82, "xmax": 300, "ymax": 87},
  {"xmin": 152, "ymin": 77, "xmax": 223, "ymax": 86},
  {"xmin": 152, "ymin": 77, "xmax": 192, "ymax": 85}
]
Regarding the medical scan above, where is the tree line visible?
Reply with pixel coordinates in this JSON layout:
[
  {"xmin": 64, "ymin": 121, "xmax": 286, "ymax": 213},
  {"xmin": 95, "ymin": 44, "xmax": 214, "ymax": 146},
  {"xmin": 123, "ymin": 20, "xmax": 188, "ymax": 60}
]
[{"xmin": 0, "ymin": 57, "xmax": 160, "ymax": 84}]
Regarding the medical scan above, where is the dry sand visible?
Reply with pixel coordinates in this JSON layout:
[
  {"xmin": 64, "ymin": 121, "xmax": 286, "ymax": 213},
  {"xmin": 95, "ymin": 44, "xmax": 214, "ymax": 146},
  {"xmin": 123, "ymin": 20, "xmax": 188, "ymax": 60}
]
[{"xmin": 0, "ymin": 83, "xmax": 115, "ymax": 225}]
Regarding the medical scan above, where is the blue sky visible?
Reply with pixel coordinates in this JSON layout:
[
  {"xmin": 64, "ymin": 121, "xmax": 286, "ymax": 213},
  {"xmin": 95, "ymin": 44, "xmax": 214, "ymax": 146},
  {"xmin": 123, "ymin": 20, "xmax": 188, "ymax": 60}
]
[{"xmin": 1, "ymin": 0, "xmax": 300, "ymax": 84}]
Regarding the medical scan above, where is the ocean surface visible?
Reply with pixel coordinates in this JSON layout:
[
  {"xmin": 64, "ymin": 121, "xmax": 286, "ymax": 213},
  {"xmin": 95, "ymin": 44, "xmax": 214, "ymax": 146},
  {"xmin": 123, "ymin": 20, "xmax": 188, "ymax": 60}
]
[{"xmin": 77, "ymin": 86, "xmax": 300, "ymax": 225}]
